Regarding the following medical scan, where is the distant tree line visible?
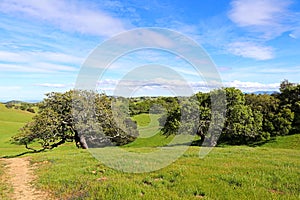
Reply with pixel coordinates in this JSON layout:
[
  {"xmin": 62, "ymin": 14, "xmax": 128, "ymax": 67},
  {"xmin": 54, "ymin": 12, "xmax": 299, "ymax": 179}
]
[
  {"xmin": 159, "ymin": 80, "xmax": 299, "ymax": 145},
  {"xmin": 13, "ymin": 80, "xmax": 299, "ymax": 150},
  {"xmin": 5, "ymin": 101, "xmax": 36, "ymax": 113}
]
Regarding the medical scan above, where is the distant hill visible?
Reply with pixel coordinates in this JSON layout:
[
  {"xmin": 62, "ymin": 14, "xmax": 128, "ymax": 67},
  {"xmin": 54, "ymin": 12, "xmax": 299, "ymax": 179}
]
[
  {"xmin": 247, "ymin": 91, "xmax": 279, "ymax": 95},
  {"xmin": 3, "ymin": 100, "xmax": 40, "ymax": 104},
  {"xmin": 4, "ymin": 100, "xmax": 25, "ymax": 104}
]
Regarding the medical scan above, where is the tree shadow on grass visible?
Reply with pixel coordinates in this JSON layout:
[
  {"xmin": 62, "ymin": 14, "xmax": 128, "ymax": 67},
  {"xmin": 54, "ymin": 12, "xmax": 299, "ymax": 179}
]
[
  {"xmin": 248, "ymin": 138, "xmax": 276, "ymax": 147},
  {"xmin": 1, "ymin": 148, "xmax": 45, "ymax": 159}
]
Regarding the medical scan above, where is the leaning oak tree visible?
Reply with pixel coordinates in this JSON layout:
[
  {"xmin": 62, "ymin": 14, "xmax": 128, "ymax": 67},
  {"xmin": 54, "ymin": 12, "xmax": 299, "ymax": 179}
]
[{"xmin": 13, "ymin": 90, "xmax": 138, "ymax": 150}]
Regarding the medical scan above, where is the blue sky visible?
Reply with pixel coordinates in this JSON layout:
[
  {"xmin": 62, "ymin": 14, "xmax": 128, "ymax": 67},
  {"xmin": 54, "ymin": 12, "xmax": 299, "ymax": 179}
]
[{"xmin": 0, "ymin": 0, "xmax": 300, "ymax": 101}]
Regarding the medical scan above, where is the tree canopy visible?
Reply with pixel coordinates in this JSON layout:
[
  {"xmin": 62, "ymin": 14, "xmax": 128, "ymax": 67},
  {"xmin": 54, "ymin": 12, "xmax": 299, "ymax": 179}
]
[
  {"xmin": 13, "ymin": 80, "xmax": 300, "ymax": 150},
  {"xmin": 159, "ymin": 80, "xmax": 299, "ymax": 145},
  {"xmin": 13, "ymin": 90, "xmax": 138, "ymax": 150}
]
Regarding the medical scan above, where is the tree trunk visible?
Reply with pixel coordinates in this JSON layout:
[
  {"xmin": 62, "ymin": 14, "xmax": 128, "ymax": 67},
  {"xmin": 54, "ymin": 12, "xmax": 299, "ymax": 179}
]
[
  {"xmin": 74, "ymin": 130, "xmax": 88, "ymax": 149},
  {"xmin": 199, "ymin": 133, "xmax": 205, "ymax": 145},
  {"xmin": 79, "ymin": 135, "xmax": 88, "ymax": 149},
  {"xmin": 197, "ymin": 126, "xmax": 206, "ymax": 146}
]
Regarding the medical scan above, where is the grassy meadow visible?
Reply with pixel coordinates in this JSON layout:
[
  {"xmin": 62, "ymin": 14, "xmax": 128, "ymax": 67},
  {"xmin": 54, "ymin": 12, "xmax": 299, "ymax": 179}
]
[
  {"xmin": 0, "ymin": 104, "xmax": 299, "ymax": 199},
  {"xmin": 0, "ymin": 103, "xmax": 34, "ymax": 199},
  {"xmin": 0, "ymin": 104, "xmax": 34, "ymax": 157}
]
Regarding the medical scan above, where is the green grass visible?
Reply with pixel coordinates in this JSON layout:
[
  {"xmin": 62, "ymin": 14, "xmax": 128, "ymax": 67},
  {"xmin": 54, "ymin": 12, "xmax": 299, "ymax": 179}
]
[
  {"xmin": 1, "ymin": 111, "xmax": 300, "ymax": 199},
  {"xmin": 29, "ymin": 142, "xmax": 300, "ymax": 200},
  {"xmin": 0, "ymin": 103, "xmax": 33, "ymax": 199},
  {"xmin": 0, "ymin": 161, "xmax": 11, "ymax": 200},
  {"xmin": 125, "ymin": 114, "xmax": 174, "ymax": 148},
  {"xmin": 260, "ymin": 134, "xmax": 300, "ymax": 150},
  {"xmin": 0, "ymin": 104, "xmax": 34, "ymax": 157},
  {"xmin": 28, "ymin": 114, "xmax": 300, "ymax": 199}
]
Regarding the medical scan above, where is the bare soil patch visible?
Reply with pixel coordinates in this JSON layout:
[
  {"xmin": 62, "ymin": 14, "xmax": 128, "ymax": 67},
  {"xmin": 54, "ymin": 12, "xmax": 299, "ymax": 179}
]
[{"xmin": 0, "ymin": 157, "xmax": 53, "ymax": 200}]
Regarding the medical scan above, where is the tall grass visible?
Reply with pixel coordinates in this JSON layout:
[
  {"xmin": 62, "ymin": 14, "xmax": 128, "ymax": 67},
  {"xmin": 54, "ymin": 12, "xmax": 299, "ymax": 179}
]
[
  {"xmin": 30, "ymin": 142, "xmax": 300, "ymax": 200},
  {"xmin": 1, "ymin": 109, "xmax": 299, "ymax": 199},
  {"xmin": 29, "ymin": 114, "xmax": 300, "ymax": 199}
]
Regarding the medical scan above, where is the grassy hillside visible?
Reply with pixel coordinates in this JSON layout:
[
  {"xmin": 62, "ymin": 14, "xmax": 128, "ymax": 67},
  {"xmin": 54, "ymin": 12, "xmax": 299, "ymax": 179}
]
[
  {"xmin": 261, "ymin": 134, "xmax": 300, "ymax": 150},
  {"xmin": 30, "ymin": 136, "xmax": 300, "ymax": 200},
  {"xmin": 28, "ymin": 114, "xmax": 299, "ymax": 199},
  {"xmin": 0, "ymin": 111, "xmax": 299, "ymax": 199},
  {"xmin": 0, "ymin": 103, "xmax": 34, "ymax": 199},
  {"xmin": 0, "ymin": 103, "xmax": 34, "ymax": 157},
  {"xmin": 125, "ymin": 114, "xmax": 174, "ymax": 148}
]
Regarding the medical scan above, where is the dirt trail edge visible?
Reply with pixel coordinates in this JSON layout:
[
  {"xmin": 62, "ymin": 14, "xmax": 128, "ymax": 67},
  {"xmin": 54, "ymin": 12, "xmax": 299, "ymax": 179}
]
[{"xmin": 1, "ymin": 157, "xmax": 52, "ymax": 200}]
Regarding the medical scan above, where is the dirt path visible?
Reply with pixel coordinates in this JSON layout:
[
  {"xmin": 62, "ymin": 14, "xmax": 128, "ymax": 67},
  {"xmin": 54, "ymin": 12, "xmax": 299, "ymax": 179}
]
[{"xmin": 1, "ymin": 157, "xmax": 51, "ymax": 200}]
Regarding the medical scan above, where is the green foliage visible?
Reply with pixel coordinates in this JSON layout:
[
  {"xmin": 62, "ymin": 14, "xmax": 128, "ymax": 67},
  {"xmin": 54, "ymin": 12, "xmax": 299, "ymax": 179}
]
[
  {"xmin": 221, "ymin": 104, "xmax": 263, "ymax": 144},
  {"xmin": 129, "ymin": 96, "xmax": 179, "ymax": 116},
  {"xmin": 160, "ymin": 81, "xmax": 300, "ymax": 145},
  {"xmin": 220, "ymin": 88, "xmax": 263, "ymax": 144},
  {"xmin": 1, "ymin": 101, "xmax": 300, "ymax": 199},
  {"xmin": 5, "ymin": 101, "xmax": 37, "ymax": 113},
  {"xmin": 278, "ymin": 80, "xmax": 300, "ymax": 133},
  {"xmin": 13, "ymin": 90, "xmax": 138, "ymax": 150},
  {"xmin": 245, "ymin": 93, "xmax": 294, "ymax": 137}
]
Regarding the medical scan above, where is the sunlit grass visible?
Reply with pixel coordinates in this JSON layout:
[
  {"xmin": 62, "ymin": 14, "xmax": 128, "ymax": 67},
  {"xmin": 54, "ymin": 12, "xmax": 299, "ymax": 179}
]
[
  {"xmin": 30, "ymin": 143, "xmax": 300, "ymax": 200},
  {"xmin": 29, "ymin": 113, "xmax": 300, "ymax": 199},
  {"xmin": 125, "ymin": 114, "xmax": 175, "ymax": 148},
  {"xmin": 1, "ymin": 109, "xmax": 299, "ymax": 199},
  {"xmin": 261, "ymin": 134, "xmax": 300, "ymax": 150},
  {"xmin": 0, "ymin": 103, "xmax": 34, "ymax": 157}
]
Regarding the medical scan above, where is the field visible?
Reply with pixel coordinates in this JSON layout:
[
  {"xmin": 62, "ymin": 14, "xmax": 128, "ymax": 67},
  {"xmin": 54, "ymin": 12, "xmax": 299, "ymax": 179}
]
[
  {"xmin": 0, "ymin": 104, "xmax": 34, "ymax": 157},
  {"xmin": 0, "ymin": 104, "xmax": 299, "ymax": 199},
  {"xmin": 0, "ymin": 104, "xmax": 34, "ymax": 199}
]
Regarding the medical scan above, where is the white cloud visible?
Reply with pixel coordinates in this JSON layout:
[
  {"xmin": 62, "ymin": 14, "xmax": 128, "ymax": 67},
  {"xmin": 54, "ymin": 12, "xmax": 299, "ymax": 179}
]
[
  {"xmin": 225, "ymin": 80, "xmax": 277, "ymax": 88},
  {"xmin": 96, "ymin": 79, "xmax": 280, "ymax": 95},
  {"xmin": 227, "ymin": 42, "xmax": 274, "ymax": 60},
  {"xmin": 191, "ymin": 80, "xmax": 279, "ymax": 92},
  {"xmin": 289, "ymin": 27, "xmax": 300, "ymax": 39},
  {"xmin": 0, "ymin": 62, "xmax": 77, "ymax": 73},
  {"xmin": 0, "ymin": 86, "xmax": 22, "ymax": 90},
  {"xmin": 97, "ymin": 79, "xmax": 119, "ymax": 86},
  {"xmin": 0, "ymin": 50, "xmax": 82, "ymax": 73},
  {"xmin": 36, "ymin": 62, "xmax": 78, "ymax": 72},
  {"xmin": 229, "ymin": 0, "xmax": 290, "ymax": 26},
  {"xmin": 228, "ymin": 0, "xmax": 300, "ymax": 39},
  {"xmin": 97, "ymin": 78, "xmax": 194, "ymax": 95},
  {"xmin": 224, "ymin": 80, "xmax": 279, "ymax": 92},
  {"xmin": 0, "ymin": 51, "xmax": 84, "ymax": 64},
  {"xmin": 35, "ymin": 83, "xmax": 72, "ymax": 88},
  {"xmin": 0, "ymin": 0, "xmax": 127, "ymax": 37}
]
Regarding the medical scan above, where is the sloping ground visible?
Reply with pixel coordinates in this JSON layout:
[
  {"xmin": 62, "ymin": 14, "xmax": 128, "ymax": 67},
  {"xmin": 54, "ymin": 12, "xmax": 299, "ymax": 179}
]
[
  {"xmin": 0, "ymin": 104, "xmax": 34, "ymax": 157},
  {"xmin": 0, "ymin": 111, "xmax": 299, "ymax": 199},
  {"xmin": 0, "ymin": 104, "xmax": 54, "ymax": 199},
  {"xmin": 125, "ymin": 114, "xmax": 175, "ymax": 148},
  {"xmin": 261, "ymin": 134, "xmax": 300, "ymax": 150},
  {"xmin": 28, "ymin": 114, "xmax": 299, "ymax": 199}
]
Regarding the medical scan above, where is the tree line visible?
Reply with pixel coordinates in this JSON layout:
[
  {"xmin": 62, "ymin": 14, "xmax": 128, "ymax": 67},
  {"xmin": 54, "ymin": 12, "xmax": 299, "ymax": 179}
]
[
  {"xmin": 5, "ymin": 101, "xmax": 36, "ymax": 113},
  {"xmin": 160, "ymin": 80, "xmax": 299, "ymax": 145},
  {"xmin": 13, "ymin": 80, "xmax": 299, "ymax": 150}
]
